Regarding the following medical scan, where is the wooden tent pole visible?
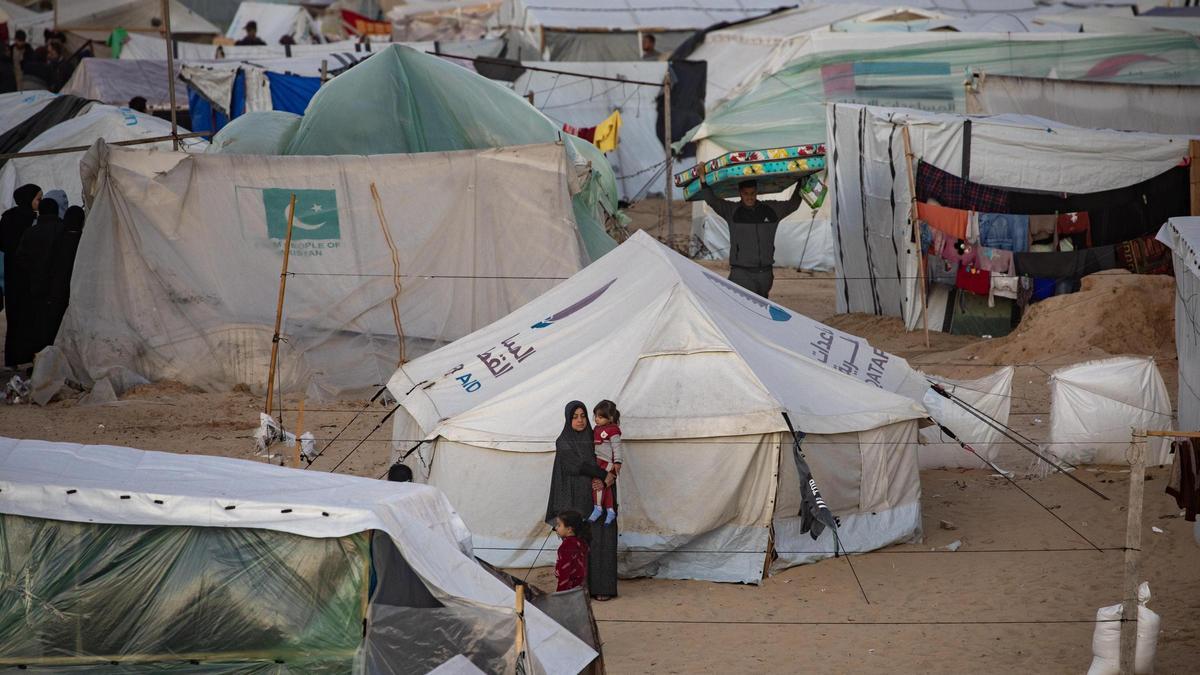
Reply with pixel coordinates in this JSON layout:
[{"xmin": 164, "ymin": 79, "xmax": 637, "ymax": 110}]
[
  {"xmin": 514, "ymin": 584, "xmax": 528, "ymax": 670},
  {"xmin": 1189, "ymin": 140, "xmax": 1200, "ymax": 216},
  {"xmin": 663, "ymin": 72, "xmax": 674, "ymax": 246},
  {"xmin": 264, "ymin": 194, "xmax": 297, "ymax": 417},
  {"xmin": 1118, "ymin": 429, "xmax": 1147, "ymax": 674},
  {"xmin": 901, "ymin": 125, "xmax": 929, "ymax": 347},
  {"xmin": 160, "ymin": 0, "xmax": 179, "ymax": 151}
]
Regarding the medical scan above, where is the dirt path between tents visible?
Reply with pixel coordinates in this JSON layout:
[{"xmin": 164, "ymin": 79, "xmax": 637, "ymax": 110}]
[{"xmin": 1, "ymin": 213, "xmax": 1196, "ymax": 672}]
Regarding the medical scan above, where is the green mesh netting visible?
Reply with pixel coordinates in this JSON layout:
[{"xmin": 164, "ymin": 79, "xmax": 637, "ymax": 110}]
[
  {"xmin": 0, "ymin": 514, "xmax": 369, "ymax": 672},
  {"xmin": 208, "ymin": 111, "xmax": 303, "ymax": 155},
  {"xmin": 682, "ymin": 33, "xmax": 1200, "ymax": 152}
]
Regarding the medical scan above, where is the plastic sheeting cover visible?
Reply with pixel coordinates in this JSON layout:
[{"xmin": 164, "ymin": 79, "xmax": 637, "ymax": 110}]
[
  {"xmin": 208, "ymin": 111, "xmax": 303, "ymax": 155},
  {"xmin": 59, "ymin": 58, "xmax": 188, "ymax": 110},
  {"xmin": 282, "ymin": 44, "xmax": 618, "ymax": 261},
  {"xmin": 1047, "ymin": 356, "xmax": 1173, "ymax": 466},
  {"xmin": 0, "ymin": 513, "xmax": 368, "ymax": 669},
  {"xmin": 45, "ymin": 141, "xmax": 586, "ymax": 400},
  {"xmin": 0, "ymin": 90, "xmax": 57, "ymax": 136}
]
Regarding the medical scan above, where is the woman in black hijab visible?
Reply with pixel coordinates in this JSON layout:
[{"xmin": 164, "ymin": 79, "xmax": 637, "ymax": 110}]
[
  {"xmin": 46, "ymin": 205, "xmax": 84, "ymax": 343},
  {"xmin": 546, "ymin": 401, "xmax": 618, "ymax": 600},
  {"xmin": 0, "ymin": 183, "xmax": 41, "ymax": 367}
]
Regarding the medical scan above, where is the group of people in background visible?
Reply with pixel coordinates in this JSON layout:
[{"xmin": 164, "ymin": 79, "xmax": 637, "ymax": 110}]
[
  {"xmin": 4, "ymin": 29, "xmax": 85, "ymax": 92},
  {"xmin": 0, "ymin": 184, "xmax": 84, "ymax": 370}
]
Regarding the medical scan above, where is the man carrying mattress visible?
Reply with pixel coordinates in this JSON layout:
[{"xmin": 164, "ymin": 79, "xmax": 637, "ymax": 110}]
[{"xmin": 703, "ymin": 180, "xmax": 804, "ymax": 298}]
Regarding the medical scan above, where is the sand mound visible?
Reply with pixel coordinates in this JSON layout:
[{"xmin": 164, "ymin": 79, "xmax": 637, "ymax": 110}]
[{"xmin": 939, "ymin": 270, "xmax": 1175, "ymax": 366}]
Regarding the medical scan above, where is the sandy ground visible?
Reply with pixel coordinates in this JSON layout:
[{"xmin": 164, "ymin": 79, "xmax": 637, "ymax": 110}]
[{"xmin": 1, "ymin": 197, "xmax": 1196, "ymax": 672}]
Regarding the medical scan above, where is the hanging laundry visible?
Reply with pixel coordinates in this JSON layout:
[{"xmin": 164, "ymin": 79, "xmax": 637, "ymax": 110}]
[
  {"xmin": 955, "ymin": 265, "xmax": 990, "ymax": 297},
  {"xmin": 990, "ymin": 275, "xmax": 1020, "ymax": 302},
  {"xmin": 1057, "ymin": 211, "xmax": 1092, "ymax": 247},
  {"xmin": 917, "ymin": 202, "xmax": 968, "ymax": 239},
  {"xmin": 1006, "ymin": 166, "xmax": 1187, "ymax": 246},
  {"xmin": 1166, "ymin": 439, "xmax": 1199, "ymax": 522},
  {"xmin": 561, "ymin": 123, "xmax": 595, "ymax": 143},
  {"xmin": 939, "ymin": 236, "xmax": 977, "ymax": 267},
  {"xmin": 1116, "ymin": 234, "xmax": 1173, "ymax": 275},
  {"xmin": 916, "ymin": 161, "xmax": 1010, "ymax": 213},
  {"xmin": 592, "ymin": 110, "xmax": 622, "ymax": 152},
  {"xmin": 977, "ymin": 213, "xmax": 1030, "ymax": 253},
  {"xmin": 976, "ymin": 247, "xmax": 1015, "ymax": 276},
  {"xmin": 1031, "ymin": 277, "xmax": 1056, "ymax": 302},
  {"xmin": 927, "ymin": 254, "xmax": 957, "ymax": 287},
  {"xmin": 1029, "ymin": 214, "xmax": 1056, "ymax": 242},
  {"xmin": 1013, "ymin": 245, "xmax": 1118, "ymax": 279}
]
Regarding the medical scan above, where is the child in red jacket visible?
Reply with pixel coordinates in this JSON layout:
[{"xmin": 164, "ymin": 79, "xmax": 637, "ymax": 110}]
[
  {"xmin": 553, "ymin": 510, "xmax": 590, "ymax": 592},
  {"xmin": 590, "ymin": 399, "xmax": 623, "ymax": 525}
]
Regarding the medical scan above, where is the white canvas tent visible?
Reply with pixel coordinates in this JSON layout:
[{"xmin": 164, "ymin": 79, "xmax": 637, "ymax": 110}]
[
  {"xmin": 0, "ymin": 436, "xmax": 596, "ymax": 673},
  {"xmin": 32, "ymin": 141, "xmax": 594, "ymax": 402},
  {"xmin": 826, "ymin": 103, "xmax": 1194, "ymax": 326},
  {"xmin": 967, "ymin": 73, "xmax": 1200, "ymax": 135},
  {"xmin": 1046, "ymin": 356, "xmax": 1173, "ymax": 466},
  {"xmin": 509, "ymin": 61, "xmax": 670, "ymax": 201},
  {"xmin": 0, "ymin": 105, "xmax": 207, "ymax": 211},
  {"xmin": 492, "ymin": 0, "xmax": 785, "ymax": 61},
  {"xmin": 227, "ymin": 1, "xmax": 326, "ymax": 45},
  {"xmin": 387, "ymin": 231, "xmax": 930, "ymax": 584},
  {"xmin": 0, "ymin": 90, "xmax": 57, "ymax": 136},
  {"xmin": 3, "ymin": 0, "xmax": 220, "ymax": 44},
  {"xmin": 60, "ymin": 58, "xmax": 188, "ymax": 110},
  {"xmin": 1157, "ymin": 217, "xmax": 1200, "ymax": 433}
]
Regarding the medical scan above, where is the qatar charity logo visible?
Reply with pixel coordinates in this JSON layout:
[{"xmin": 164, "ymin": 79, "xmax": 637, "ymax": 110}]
[
  {"xmin": 531, "ymin": 279, "xmax": 617, "ymax": 329},
  {"xmin": 263, "ymin": 188, "xmax": 340, "ymax": 241},
  {"xmin": 706, "ymin": 273, "xmax": 791, "ymax": 322}
]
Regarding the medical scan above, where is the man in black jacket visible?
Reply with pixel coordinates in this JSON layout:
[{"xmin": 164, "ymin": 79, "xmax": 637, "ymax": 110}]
[{"xmin": 703, "ymin": 179, "xmax": 804, "ymax": 298}]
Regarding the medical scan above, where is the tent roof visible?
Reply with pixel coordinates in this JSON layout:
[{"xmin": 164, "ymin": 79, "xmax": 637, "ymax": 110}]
[
  {"xmin": 496, "ymin": 0, "xmax": 785, "ymax": 32},
  {"xmin": 0, "ymin": 436, "xmax": 596, "ymax": 673},
  {"xmin": 853, "ymin": 104, "xmax": 1194, "ymax": 194},
  {"xmin": 226, "ymin": 1, "xmax": 324, "ymax": 44},
  {"xmin": 60, "ymin": 57, "xmax": 189, "ymax": 109},
  {"xmin": 388, "ymin": 230, "xmax": 928, "ymax": 450}
]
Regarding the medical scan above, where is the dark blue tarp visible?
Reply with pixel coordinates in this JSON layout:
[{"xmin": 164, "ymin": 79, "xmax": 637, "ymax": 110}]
[
  {"xmin": 265, "ymin": 72, "xmax": 321, "ymax": 115},
  {"xmin": 187, "ymin": 71, "xmax": 246, "ymax": 135}
]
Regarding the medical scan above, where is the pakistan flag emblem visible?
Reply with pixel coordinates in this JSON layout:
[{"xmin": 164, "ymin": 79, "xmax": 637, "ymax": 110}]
[{"xmin": 263, "ymin": 188, "xmax": 340, "ymax": 240}]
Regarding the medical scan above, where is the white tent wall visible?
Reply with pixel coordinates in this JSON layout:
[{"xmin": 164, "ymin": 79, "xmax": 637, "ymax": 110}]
[
  {"xmin": 509, "ymin": 61, "xmax": 670, "ymax": 201},
  {"xmin": 1047, "ymin": 356, "xmax": 1173, "ymax": 466},
  {"xmin": 60, "ymin": 58, "xmax": 189, "ymax": 110},
  {"xmin": 918, "ymin": 367, "xmax": 1014, "ymax": 469},
  {"xmin": 0, "ymin": 90, "xmax": 57, "ymax": 136},
  {"xmin": 0, "ymin": 105, "xmax": 206, "ymax": 211},
  {"xmin": 36, "ymin": 142, "xmax": 587, "ymax": 402},
  {"xmin": 966, "ymin": 73, "xmax": 1200, "ymax": 136},
  {"xmin": 1158, "ymin": 218, "xmax": 1200, "ymax": 433},
  {"xmin": 773, "ymin": 420, "xmax": 921, "ymax": 569},
  {"xmin": 826, "ymin": 103, "xmax": 1195, "ymax": 322},
  {"xmin": 0, "ymin": 437, "xmax": 596, "ymax": 673}
]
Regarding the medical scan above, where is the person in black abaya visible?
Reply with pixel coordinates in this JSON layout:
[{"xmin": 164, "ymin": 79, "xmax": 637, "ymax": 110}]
[
  {"xmin": 15, "ymin": 196, "xmax": 64, "ymax": 352},
  {"xmin": 0, "ymin": 183, "xmax": 41, "ymax": 367},
  {"xmin": 45, "ymin": 205, "xmax": 83, "ymax": 343},
  {"xmin": 546, "ymin": 401, "xmax": 618, "ymax": 600}
]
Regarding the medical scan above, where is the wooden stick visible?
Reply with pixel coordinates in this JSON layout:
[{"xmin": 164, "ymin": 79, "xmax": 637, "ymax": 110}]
[
  {"xmin": 161, "ymin": 0, "xmax": 179, "ymax": 151},
  {"xmin": 663, "ymin": 73, "xmax": 674, "ymax": 246},
  {"xmin": 901, "ymin": 125, "xmax": 930, "ymax": 347},
  {"xmin": 370, "ymin": 183, "xmax": 406, "ymax": 365},
  {"xmin": 293, "ymin": 399, "xmax": 305, "ymax": 467},
  {"xmin": 1119, "ymin": 430, "xmax": 1147, "ymax": 675},
  {"xmin": 1144, "ymin": 430, "xmax": 1200, "ymax": 438},
  {"xmin": 514, "ymin": 584, "xmax": 527, "ymax": 669},
  {"xmin": 0, "ymin": 132, "xmax": 211, "ymax": 162},
  {"xmin": 264, "ymin": 194, "xmax": 297, "ymax": 416},
  {"xmin": 1189, "ymin": 140, "xmax": 1199, "ymax": 217}
]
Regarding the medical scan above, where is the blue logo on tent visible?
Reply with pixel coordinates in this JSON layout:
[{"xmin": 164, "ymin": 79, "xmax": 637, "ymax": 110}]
[
  {"xmin": 532, "ymin": 279, "xmax": 617, "ymax": 329},
  {"xmin": 706, "ymin": 273, "xmax": 791, "ymax": 322}
]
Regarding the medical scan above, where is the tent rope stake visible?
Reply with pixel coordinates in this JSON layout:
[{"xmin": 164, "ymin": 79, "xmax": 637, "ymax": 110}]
[{"xmin": 264, "ymin": 194, "xmax": 297, "ymax": 417}]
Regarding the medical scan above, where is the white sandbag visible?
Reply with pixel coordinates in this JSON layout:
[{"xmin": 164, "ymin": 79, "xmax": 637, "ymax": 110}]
[{"xmin": 1087, "ymin": 582, "xmax": 1160, "ymax": 675}]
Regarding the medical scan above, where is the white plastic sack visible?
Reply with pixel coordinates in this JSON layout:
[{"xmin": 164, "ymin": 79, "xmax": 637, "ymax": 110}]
[{"xmin": 1087, "ymin": 582, "xmax": 1160, "ymax": 675}]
